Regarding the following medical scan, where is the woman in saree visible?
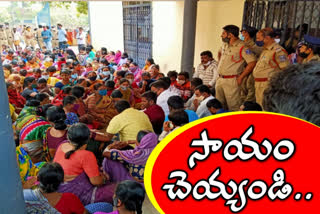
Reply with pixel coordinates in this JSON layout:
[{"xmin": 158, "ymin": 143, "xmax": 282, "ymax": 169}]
[
  {"xmin": 54, "ymin": 123, "xmax": 116, "ymax": 205},
  {"xmin": 106, "ymin": 51, "xmax": 116, "ymax": 63},
  {"xmin": 118, "ymin": 79, "xmax": 135, "ymax": 107},
  {"xmin": 16, "ymin": 145, "xmax": 45, "ymax": 189},
  {"xmin": 19, "ymin": 104, "xmax": 53, "ymax": 163},
  {"xmin": 6, "ymin": 82, "xmax": 26, "ymax": 114},
  {"xmin": 142, "ymin": 57, "xmax": 155, "ymax": 72},
  {"xmin": 16, "ymin": 99, "xmax": 40, "ymax": 135},
  {"xmin": 66, "ymin": 29, "xmax": 73, "ymax": 46},
  {"xmin": 85, "ymin": 83, "xmax": 113, "ymax": 129},
  {"xmin": 102, "ymin": 131, "xmax": 157, "ymax": 184},
  {"xmin": 114, "ymin": 51, "xmax": 121, "ymax": 65}
]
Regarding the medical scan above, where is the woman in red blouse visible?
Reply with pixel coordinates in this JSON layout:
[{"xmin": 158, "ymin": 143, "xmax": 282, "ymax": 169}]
[{"xmin": 53, "ymin": 123, "xmax": 116, "ymax": 205}]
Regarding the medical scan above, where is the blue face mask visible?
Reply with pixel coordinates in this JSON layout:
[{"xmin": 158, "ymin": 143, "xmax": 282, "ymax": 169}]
[
  {"xmin": 256, "ymin": 40, "xmax": 264, "ymax": 47},
  {"xmin": 71, "ymin": 74, "xmax": 78, "ymax": 79},
  {"xmin": 98, "ymin": 89, "xmax": 107, "ymax": 96},
  {"xmin": 239, "ymin": 34, "xmax": 245, "ymax": 41}
]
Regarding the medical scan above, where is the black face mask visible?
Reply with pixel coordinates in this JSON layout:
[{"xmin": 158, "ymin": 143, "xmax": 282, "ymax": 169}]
[
  {"xmin": 222, "ymin": 37, "xmax": 230, "ymax": 43},
  {"xmin": 299, "ymin": 52, "xmax": 309, "ymax": 59},
  {"xmin": 89, "ymin": 76, "xmax": 97, "ymax": 81}
]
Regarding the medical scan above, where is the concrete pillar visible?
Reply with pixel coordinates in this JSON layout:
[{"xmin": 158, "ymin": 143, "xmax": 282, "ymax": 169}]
[
  {"xmin": 180, "ymin": 0, "xmax": 198, "ymax": 76},
  {"xmin": 0, "ymin": 58, "xmax": 25, "ymax": 212}
]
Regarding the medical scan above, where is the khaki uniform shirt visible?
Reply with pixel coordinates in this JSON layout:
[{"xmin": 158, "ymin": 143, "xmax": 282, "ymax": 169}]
[
  {"xmin": 5, "ymin": 28, "xmax": 13, "ymax": 40},
  {"xmin": 23, "ymin": 31, "xmax": 34, "ymax": 40},
  {"xmin": 302, "ymin": 54, "xmax": 320, "ymax": 64},
  {"xmin": 0, "ymin": 29, "xmax": 7, "ymax": 41},
  {"xmin": 37, "ymin": 29, "xmax": 43, "ymax": 40},
  {"xmin": 253, "ymin": 42, "xmax": 290, "ymax": 79},
  {"xmin": 244, "ymin": 39, "xmax": 263, "ymax": 57},
  {"xmin": 217, "ymin": 39, "xmax": 257, "ymax": 75},
  {"xmin": 52, "ymin": 30, "xmax": 58, "ymax": 40}
]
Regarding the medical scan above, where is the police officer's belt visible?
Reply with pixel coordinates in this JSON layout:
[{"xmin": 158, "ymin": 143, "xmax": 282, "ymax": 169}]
[
  {"xmin": 254, "ymin": 78, "xmax": 268, "ymax": 82},
  {"xmin": 219, "ymin": 74, "xmax": 238, "ymax": 79}
]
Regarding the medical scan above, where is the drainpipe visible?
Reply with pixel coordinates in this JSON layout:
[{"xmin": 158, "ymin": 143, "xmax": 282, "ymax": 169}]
[{"xmin": 0, "ymin": 58, "xmax": 26, "ymax": 213}]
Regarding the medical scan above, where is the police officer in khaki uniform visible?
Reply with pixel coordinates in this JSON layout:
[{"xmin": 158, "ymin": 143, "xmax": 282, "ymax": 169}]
[
  {"xmin": 298, "ymin": 35, "xmax": 320, "ymax": 64},
  {"xmin": 51, "ymin": 26, "xmax": 59, "ymax": 48},
  {"xmin": 36, "ymin": 25, "xmax": 44, "ymax": 49},
  {"xmin": 215, "ymin": 25, "xmax": 257, "ymax": 111},
  {"xmin": 253, "ymin": 28, "xmax": 290, "ymax": 107},
  {"xmin": 4, "ymin": 23, "xmax": 13, "ymax": 49},
  {"xmin": 0, "ymin": 24, "xmax": 8, "ymax": 52},
  {"xmin": 239, "ymin": 25, "xmax": 264, "ymax": 103},
  {"xmin": 23, "ymin": 26, "xmax": 35, "ymax": 48}
]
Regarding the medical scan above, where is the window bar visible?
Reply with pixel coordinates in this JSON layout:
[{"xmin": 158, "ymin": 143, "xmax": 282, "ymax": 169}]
[
  {"xmin": 253, "ymin": 0, "xmax": 259, "ymax": 28},
  {"xmin": 265, "ymin": 0, "xmax": 270, "ymax": 27},
  {"xmin": 281, "ymin": 1, "xmax": 290, "ymax": 44},
  {"xmin": 291, "ymin": 0, "xmax": 298, "ymax": 41},
  {"xmin": 307, "ymin": 0, "xmax": 315, "ymax": 35},
  {"xmin": 316, "ymin": 6, "xmax": 320, "ymax": 37},
  {"xmin": 270, "ymin": 0, "xmax": 276, "ymax": 28},
  {"xmin": 299, "ymin": 0, "xmax": 307, "ymax": 41}
]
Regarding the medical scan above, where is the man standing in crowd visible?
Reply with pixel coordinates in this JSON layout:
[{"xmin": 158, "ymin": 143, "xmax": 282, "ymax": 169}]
[
  {"xmin": 76, "ymin": 27, "xmax": 86, "ymax": 52},
  {"xmin": 0, "ymin": 25, "xmax": 7, "ymax": 52},
  {"xmin": 41, "ymin": 26, "xmax": 52, "ymax": 51},
  {"xmin": 23, "ymin": 26, "xmax": 35, "ymax": 48},
  {"xmin": 36, "ymin": 25, "xmax": 44, "ymax": 49},
  {"xmin": 4, "ymin": 23, "xmax": 14, "ymax": 49},
  {"xmin": 215, "ymin": 25, "xmax": 257, "ymax": 111},
  {"xmin": 193, "ymin": 50, "xmax": 218, "ymax": 88},
  {"xmin": 51, "ymin": 26, "xmax": 59, "ymax": 49},
  {"xmin": 253, "ymin": 27, "xmax": 289, "ymax": 106},
  {"xmin": 299, "ymin": 35, "xmax": 320, "ymax": 64},
  {"xmin": 57, "ymin": 23, "xmax": 67, "ymax": 50},
  {"xmin": 239, "ymin": 25, "xmax": 262, "ymax": 103}
]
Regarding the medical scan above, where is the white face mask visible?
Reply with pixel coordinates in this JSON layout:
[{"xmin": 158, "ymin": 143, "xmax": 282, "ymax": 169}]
[
  {"xmin": 195, "ymin": 95, "xmax": 204, "ymax": 102},
  {"xmin": 41, "ymin": 75, "xmax": 49, "ymax": 80},
  {"xmin": 275, "ymin": 38, "xmax": 280, "ymax": 44},
  {"xmin": 127, "ymin": 79, "xmax": 133, "ymax": 84},
  {"xmin": 122, "ymin": 67, "xmax": 128, "ymax": 71},
  {"xmin": 178, "ymin": 80, "xmax": 185, "ymax": 85},
  {"xmin": 120, "ymin": 85, "xmax": 128, "ymax": 91},
  {"xmin": 203, "ymin": 61, "xmax": 211, "ymax": 66}
]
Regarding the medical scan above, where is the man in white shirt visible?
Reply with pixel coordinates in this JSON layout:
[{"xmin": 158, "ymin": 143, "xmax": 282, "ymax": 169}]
[
  {"xmin": 193, "ymin": 51, "xmax": 219, "ymax": 88},
  {"xmin": 76, "ymin": 27, "xmax": 86, "ymax": 52},
  {"xmin": 194, "ymin": 85, "xmax": 215, "ymax": 118},
  {"xmin": 150, "ymin": 80, "xmax": 179, "ymax": 116}
]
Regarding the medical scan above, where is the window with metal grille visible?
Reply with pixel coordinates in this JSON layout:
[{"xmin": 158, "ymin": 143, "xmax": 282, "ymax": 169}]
[
  {"xmin": 243, "ymin": 0, "xmax": 320, "ymax": 53},
  {"xmin": 123, "ymin": 1, "xmax": 152, "ymax": 68}
]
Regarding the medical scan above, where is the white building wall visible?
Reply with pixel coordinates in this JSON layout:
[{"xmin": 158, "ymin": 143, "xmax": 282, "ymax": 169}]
[
  {"xmin": 152, "ymin": 1, "xmax": 184, "ymax": 73},
  {"xmin": 89, "ymin": 1, "xmax": 124, "ymax": 52}
]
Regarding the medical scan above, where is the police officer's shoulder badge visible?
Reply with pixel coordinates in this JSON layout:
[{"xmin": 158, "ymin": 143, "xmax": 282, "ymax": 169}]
[
  {"xmin": 279, "ymin": 55, "xmax": 287, "ymax": 62},
  {"xmin": 245, "ymin": 49, "xmax": 252, "ymax": 55}
]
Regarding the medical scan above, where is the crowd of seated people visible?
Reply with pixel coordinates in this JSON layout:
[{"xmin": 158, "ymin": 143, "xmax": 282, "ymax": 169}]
[{"xmin": 3, "ymin": 22, "xmax": 320, "ymax": 213}]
